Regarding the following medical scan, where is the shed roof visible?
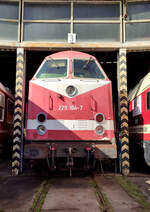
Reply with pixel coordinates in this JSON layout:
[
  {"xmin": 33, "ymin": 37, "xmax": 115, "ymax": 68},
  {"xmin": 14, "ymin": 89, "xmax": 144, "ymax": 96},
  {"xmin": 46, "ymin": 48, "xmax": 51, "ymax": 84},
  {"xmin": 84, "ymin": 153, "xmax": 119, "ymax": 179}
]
[{"xmin": 128, "ymin": 72, "xmax": 150, "ymax": 101}]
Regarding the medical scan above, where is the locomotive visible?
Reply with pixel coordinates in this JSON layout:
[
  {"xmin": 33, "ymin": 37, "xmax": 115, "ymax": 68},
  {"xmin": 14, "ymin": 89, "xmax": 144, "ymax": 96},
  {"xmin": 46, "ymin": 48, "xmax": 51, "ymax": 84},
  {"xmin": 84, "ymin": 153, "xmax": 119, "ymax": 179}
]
[
  {"xmin": 0, "ymin": 83, "xmax": 14, "ymax": 155},
  {"xmin": 128, "ymin": 72, "xmax": 150, "ymax": 167},
  {"xmin": 24, "ymin": 51, "xmax": 117, "ymax": 174}
]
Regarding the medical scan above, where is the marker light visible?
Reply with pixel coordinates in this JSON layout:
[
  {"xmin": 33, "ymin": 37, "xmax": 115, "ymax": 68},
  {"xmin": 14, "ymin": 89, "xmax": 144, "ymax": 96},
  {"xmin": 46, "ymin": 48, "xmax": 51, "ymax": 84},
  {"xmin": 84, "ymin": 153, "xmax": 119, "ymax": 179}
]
[
  {"xmin": 95, "ymin": 113, "xmax": 104, "ymax": 123},
  {"xmin": 37, "ymin": 113, "xmax": 46, "ymax": 123}
]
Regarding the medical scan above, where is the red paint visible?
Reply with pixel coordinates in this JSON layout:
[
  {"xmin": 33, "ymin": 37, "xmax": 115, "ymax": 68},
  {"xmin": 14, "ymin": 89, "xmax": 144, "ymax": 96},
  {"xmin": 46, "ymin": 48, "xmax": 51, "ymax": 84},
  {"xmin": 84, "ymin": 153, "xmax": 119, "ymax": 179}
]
[
  {"xmin": 129, "ymin": 86, "xmax": 150, "ymax": 141},
  {"xmin": 26, "ymin": 51, "xmax": 116, "ymax": 149},
  {"xmin": 27, "ymin": 129, "xmax": 115, "ymax": 141},
  {"xmin": 27, "ymin": 82, "xmax": 113, "ymax": 121},
  {"xmin": 0, "ymin": 84, "xmax": 14, "ymax": 148}
]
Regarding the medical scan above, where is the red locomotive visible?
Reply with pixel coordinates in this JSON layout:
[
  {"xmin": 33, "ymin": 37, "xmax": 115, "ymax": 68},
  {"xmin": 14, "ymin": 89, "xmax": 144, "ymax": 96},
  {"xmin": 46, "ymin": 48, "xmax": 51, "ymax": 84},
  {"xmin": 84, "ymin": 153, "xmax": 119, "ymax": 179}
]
[
  {"xmin": 24, "ymin": 51, "xmax": 117, "ymax": 173},
  {"xmin": 0, "ymin": 83, "xmax": 14, "ymax": 155},
  {"xmin": 129, "ymin": 72, "xmax": 150, "ymax": 167}
]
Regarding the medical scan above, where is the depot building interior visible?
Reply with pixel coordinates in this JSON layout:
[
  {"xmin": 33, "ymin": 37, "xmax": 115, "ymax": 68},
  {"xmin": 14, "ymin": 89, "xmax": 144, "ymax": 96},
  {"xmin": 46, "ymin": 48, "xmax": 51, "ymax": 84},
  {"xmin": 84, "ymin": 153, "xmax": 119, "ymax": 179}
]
[
  {"xmin": 1, "ymin": 50, "xmax": 150, "ymax": 101},
  {"xmin": 0, "ymin": 0, "xmax": 150, "ymax": 97},
  {"xmin": 1, "ymin": 0, "xmax": 150, "ymax": 173}
]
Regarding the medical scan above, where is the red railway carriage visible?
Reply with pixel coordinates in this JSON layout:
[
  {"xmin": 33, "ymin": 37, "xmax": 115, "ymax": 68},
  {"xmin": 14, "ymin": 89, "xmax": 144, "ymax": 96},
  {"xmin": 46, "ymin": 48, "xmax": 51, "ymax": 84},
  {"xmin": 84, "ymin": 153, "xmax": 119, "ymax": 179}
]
[
  {"xmin": 24, "ymin": 51, "xmax": 117, "ymax": 171},
  {"xmin": 129, "ymin": 72, "xmax": 150, "ymax": 166},
  {"xmin": 0, "ymin": 83, "xmax": 14, "ymax": 154}
]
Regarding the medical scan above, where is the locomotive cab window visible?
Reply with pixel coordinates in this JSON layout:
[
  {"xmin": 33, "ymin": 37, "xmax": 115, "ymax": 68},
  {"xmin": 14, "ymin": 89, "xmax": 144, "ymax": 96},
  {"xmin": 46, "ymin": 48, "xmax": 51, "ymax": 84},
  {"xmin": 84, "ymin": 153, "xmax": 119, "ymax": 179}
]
[
  {"xmin": 35, "ymin": 59, "xmax": 68, "ymax": 79},
  {"xmin": 7, "ymin": 99, "xmax": 14, "ymax": 123},
  {"xmin": 73, "ymin": 59, "xmax": 105, "ymax": 79},
  {"xmin": 0, "ymin": 93, "xmax": 5, "ymax": 122},
  {"xmin": 147, "ymin": 91, "xmax": 150, "ymax": 110}
]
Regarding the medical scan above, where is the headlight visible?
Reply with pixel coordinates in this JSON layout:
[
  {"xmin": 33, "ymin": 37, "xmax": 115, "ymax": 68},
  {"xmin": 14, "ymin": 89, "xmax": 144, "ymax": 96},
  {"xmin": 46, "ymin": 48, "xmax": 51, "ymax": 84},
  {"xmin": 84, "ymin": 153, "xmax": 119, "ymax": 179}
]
[
  {"xmin": 37, "ymin": 125, "xmax": 46, "ymax": 135},
  {"xmin": 95, "ymin": 125, "xmax": 104, "ymax": 135},
  {"xmin": 66, "ymin": 85, "xmax": 77, "ymax": 97}
]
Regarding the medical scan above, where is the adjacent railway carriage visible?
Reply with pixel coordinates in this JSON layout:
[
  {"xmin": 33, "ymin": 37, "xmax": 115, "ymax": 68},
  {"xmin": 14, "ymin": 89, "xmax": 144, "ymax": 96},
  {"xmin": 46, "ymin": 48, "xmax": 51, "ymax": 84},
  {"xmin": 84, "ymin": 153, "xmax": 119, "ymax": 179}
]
[
  {"xmin": 24, "ymin": 51, "xmax": 117, "ymax": 172},
  {"xmin": 128, "ymin": 72, "xmax": 150, "ymax": 166},
  {"xmin": 0, "ymin": 83, "xmax": 14, "ymax": 154}
]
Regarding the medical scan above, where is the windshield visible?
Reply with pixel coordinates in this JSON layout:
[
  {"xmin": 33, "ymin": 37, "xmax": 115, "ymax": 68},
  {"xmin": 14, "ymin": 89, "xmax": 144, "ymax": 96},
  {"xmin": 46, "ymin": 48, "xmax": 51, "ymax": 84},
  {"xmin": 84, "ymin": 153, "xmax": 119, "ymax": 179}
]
[
  {"xmin": 73, "ymin": 59, "xmax": 105, "ymax": 79},
  {"xmin": 35, "ymin": 58, "xmax": 67, "ymax": 79}
]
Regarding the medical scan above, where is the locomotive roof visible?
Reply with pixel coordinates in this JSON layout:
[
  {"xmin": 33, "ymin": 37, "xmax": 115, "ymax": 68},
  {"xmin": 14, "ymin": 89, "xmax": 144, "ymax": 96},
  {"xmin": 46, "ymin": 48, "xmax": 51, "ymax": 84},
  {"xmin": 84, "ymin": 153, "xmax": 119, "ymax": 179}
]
[
  {"xmin": 0, "ymin": 82, "xmax": 14, "ymax": 100},
  {"xmin": 128, "ymin": 72, "xmax": 150, "ymax": 101},
  {"xmin": 45, "ymin": 50, "xmax": 97, "ymax": 60}
]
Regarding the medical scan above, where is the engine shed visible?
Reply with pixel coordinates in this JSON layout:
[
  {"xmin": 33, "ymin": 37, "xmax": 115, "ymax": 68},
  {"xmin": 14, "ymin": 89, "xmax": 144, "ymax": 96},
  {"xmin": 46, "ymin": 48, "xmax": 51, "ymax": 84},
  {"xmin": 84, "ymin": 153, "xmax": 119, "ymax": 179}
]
[{"xmin": 0, "ymin": 0, "xmax": 150, "ymax": 175}]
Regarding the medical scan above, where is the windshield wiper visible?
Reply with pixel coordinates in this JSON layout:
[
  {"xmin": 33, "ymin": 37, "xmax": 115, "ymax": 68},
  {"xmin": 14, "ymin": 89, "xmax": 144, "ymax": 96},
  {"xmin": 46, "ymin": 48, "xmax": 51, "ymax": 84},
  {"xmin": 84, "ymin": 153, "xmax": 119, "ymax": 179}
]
[
  {"xmin": 81, "ymin": 57, "xmax": 93, "ymax": 71},
  {"xmin": 49, "ymin": 57, "xmax": 60, "ymax": 69}
]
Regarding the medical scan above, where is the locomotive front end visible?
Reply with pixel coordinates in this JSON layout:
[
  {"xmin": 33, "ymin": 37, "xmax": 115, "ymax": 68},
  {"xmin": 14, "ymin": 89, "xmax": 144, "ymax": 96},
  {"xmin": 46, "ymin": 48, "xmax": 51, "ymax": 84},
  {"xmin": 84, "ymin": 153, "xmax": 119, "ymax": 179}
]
[{"xmin": 24, "ymin": 51, "xmax": 117, "ymax": 171}]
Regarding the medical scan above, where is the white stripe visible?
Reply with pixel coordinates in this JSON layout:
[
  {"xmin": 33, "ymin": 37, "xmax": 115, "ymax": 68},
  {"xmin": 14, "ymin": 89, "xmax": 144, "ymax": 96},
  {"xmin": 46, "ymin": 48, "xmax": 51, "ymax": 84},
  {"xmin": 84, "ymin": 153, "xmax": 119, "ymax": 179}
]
[
  {"xmin": 32, "ymin": 79, "xmax": 110, "ymax": 98},
  {"xmin": 129, "ymin": 124, "xmax": 150, "ymax": 134},
  {"xmin": 27, "ymin": 119, "xmax": 114, "ymax": 131}
]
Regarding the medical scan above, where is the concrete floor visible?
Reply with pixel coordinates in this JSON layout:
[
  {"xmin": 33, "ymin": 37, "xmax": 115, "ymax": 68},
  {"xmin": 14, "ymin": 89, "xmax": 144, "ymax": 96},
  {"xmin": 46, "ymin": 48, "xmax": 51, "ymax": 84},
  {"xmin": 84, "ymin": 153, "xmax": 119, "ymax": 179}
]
[
  {"xmin": 0, "ymin": 160, "xmax": 149, "ymax": 212},
  {"xmin": 95, "ymin": 175, "xmax": 140, "ymax": 212},
  {"xmin": 42, "ymin": 177, "xmax": 101, "ymax": 212},
  {"xmin": 0, "ymin": 160, "xmax": 43, "ymax": 212}
]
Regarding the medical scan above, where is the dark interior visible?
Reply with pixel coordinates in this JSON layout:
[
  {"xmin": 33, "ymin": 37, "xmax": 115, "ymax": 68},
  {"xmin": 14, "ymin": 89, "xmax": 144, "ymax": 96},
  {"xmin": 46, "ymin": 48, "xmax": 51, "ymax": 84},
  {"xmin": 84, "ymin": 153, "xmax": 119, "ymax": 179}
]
[{"xmin": 0, "ymin": 49, "xmax": 150, "ymax": 117}]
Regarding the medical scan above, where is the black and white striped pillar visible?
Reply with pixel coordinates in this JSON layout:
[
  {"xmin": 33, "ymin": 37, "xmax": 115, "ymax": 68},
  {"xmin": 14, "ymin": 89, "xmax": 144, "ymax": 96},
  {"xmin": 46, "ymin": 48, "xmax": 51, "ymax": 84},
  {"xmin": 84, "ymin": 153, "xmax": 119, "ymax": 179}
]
[
  {"xmin": 12, "ymin": 48, "xmax": 25, "ymax": 176},
  {"xmin": 119, "ymin": 48, "xmax": 130, "ymax": 176}
]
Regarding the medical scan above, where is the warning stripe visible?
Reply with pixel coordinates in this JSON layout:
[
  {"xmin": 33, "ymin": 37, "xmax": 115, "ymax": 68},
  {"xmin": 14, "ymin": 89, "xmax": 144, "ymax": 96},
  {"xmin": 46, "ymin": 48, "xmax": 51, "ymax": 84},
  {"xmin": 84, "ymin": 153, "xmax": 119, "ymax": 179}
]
[
  {"xmin": 12, "ymin": 49, "xmax": 24, "ymax": 176},
  {"xmin": 119, "ymin": 49, "xmax": 130, "ymax": 176}
]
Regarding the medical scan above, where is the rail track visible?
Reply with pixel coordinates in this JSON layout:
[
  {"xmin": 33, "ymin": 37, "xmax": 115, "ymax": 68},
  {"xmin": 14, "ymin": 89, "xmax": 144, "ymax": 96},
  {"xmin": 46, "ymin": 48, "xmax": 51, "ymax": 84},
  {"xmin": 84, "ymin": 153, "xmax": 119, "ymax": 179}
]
[
  {"xmin": 90, "ymin": 174, "xmax": 112, "ymax": 212},
  {"xmin": 29, "ymin": 172, "xmax": 113, "ymax": 212},
  {"xmin": 1, "ymin": 159, "xmax": 150, "ymax": 212},
  {"xmin": 30, "ymin": 180, "xmax": 50, "ymax": 212},
  {"xmin": 29, "ymin": 169, "xmax": 150, "ymax": 212}
]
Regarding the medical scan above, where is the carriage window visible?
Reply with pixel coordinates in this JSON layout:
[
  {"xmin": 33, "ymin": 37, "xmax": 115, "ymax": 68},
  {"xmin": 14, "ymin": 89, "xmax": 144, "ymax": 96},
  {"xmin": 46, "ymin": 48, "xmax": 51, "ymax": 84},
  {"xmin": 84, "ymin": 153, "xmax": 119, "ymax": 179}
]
[
  {"xmin": 35, "ymin": 59, "xmax": 67, "ymax": 79},
  {"xmin": 73, "ymin": 59, "xmax": 105, "ymax": 79},
  {"xmin": 0, "ymin": 107, "xmax": 4, "ymax": 121},
  {"xmin": 147, "ymin": 91, "xmax": 150, "ymax": 110},
  {"xmin": 0, "ymin": 93, "xmax": 5, "ymax": 122},
  {"xmin": 7, "ymin": 99, "xmax": 14, "ymax": 123}
]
